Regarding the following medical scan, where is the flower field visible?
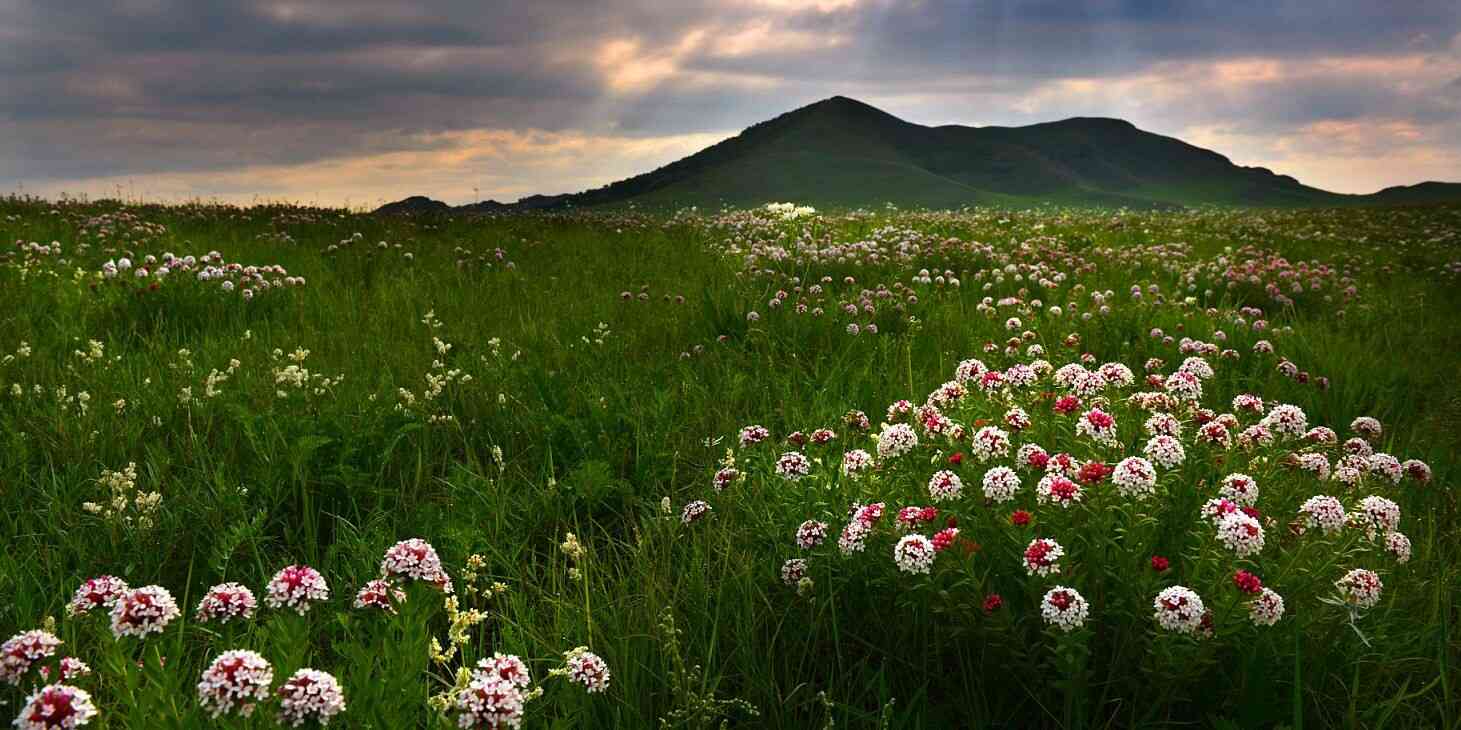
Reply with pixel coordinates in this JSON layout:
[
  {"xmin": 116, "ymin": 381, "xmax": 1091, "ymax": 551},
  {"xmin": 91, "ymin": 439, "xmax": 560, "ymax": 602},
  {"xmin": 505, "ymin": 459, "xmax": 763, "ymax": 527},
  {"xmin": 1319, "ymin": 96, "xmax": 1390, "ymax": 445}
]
[{"xmin": 2, "ymin": 197, "xmax": 1459, "ymax": 727}]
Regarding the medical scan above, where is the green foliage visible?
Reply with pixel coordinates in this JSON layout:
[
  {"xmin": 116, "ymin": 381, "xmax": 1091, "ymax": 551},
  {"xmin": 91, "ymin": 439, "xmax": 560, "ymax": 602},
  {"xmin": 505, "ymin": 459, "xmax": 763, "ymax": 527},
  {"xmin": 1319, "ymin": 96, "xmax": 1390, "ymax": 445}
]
[{"xmin": 0, "ymin": 197, "xmax": 1458, "ymax": 727}]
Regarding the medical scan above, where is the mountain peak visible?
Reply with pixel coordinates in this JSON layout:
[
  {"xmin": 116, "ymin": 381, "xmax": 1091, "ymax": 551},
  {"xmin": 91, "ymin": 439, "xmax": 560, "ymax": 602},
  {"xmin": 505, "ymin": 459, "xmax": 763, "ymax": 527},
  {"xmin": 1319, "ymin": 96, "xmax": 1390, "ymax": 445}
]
[{"xmin": 375, "ymin": 98, "xmax": 1461, "ymax": 214}]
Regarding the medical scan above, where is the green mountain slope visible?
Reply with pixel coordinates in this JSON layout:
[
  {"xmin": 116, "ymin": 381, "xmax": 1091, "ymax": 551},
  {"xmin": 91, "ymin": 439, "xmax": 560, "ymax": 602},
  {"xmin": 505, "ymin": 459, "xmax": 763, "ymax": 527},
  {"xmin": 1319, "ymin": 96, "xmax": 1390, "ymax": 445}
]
[{"xmin": 378, "ymin": 96, "xmax": 1460, "ymax": 212}]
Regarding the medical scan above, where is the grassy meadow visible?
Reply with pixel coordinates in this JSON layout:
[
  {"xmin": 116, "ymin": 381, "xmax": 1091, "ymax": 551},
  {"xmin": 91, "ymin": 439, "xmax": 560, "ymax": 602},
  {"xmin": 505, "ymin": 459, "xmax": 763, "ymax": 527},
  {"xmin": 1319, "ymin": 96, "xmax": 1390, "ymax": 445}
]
[{"xmin": 2, "ymin": 197, "xmax": 1460, "ymax": 728}]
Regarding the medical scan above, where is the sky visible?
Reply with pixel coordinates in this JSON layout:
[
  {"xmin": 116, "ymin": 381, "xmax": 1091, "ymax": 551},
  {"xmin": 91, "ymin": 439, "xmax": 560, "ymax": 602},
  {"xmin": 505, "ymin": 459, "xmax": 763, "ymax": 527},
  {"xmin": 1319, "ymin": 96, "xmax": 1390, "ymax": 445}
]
[{"xmin": 3, "ymin": 0, "xmax": 1459, "ymax": 208}]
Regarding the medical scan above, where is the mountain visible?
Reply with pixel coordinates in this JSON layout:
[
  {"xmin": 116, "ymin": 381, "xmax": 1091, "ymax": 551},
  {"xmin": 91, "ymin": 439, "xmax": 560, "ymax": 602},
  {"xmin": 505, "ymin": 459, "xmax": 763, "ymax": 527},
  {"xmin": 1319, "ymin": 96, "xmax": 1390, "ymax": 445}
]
[
  {"xmin": 374, "ymin": 195, "xmax": 450, "ymax": 215},
  {"xmin": 1366, "ymin": 181, "xmax": 1461, "ymax": 205},
  {"xmin": 376, "ymin": 96, "xmax": 1461, "ymax": 212}
]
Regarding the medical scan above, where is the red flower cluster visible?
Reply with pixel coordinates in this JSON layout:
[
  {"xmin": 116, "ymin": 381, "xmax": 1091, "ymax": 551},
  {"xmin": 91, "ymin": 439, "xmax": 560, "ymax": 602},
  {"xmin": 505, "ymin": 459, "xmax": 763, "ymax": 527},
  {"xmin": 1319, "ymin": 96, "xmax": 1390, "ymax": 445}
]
[
  {"xmin": 1233, "ymin": 570, "xmax": 1263, "ymax": 594},
  {"xmin": 1077, "ymin": 461, "xmax": 1111, "ymax": 485}
]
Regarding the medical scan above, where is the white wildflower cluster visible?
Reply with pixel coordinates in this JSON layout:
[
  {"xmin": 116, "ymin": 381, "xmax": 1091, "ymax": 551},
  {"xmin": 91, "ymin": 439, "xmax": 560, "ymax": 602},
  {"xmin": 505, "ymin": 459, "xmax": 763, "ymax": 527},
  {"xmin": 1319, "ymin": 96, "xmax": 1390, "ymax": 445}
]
[
  {"xmin": 81, "ymin": 462, "xmax": 162, "ymax": 530},
  {"xmin": 892, "ymin": 534, "xmax": 936, "ymax": 574},
  {"xmin": 1335, "ymin": 569, "xmax": 1383, "ymax": 610},
  {"xmin": 763, "ymin": 202, "xmax": 817, "ymax": 220},
  {"xmin": 876, "ymin": 423, "xmax": 919, "ymax": 459},
  {"xmin": 981, "ymin": 466, "xmax": 1021, "ymax": 503},
  {"xmin": 1041, "ymin": 587, "xmax": 1090, "ymax": 632},
  {"xmin": 265, "ymin": 565, "xmax": 330, "ymax": 615},
  {"xmin": 110, "ymin": 585, "xmax": 181, "ymax": 639},
  {"xmin": 197, "ymin": 650, "xmax": 274, "ymax": 718},
  {"xmin": 1111, "ymin": 456, "xmax": 1157, "ymax": 499},
  {"xmin": 276, "ymin": 668, "xmax": 348, "ymax": 727},
  {"xmin": 1152, "ymin": 586, "xmax": 1206, "ymax": 634}
]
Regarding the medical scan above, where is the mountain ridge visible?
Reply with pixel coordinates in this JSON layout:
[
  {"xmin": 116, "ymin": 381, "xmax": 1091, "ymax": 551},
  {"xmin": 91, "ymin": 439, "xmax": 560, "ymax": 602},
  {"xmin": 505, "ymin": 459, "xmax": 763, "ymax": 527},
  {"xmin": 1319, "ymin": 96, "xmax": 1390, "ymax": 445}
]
[{"xmin": 376, "ymin": 96, "xmax": 1461, "ymax": 213}]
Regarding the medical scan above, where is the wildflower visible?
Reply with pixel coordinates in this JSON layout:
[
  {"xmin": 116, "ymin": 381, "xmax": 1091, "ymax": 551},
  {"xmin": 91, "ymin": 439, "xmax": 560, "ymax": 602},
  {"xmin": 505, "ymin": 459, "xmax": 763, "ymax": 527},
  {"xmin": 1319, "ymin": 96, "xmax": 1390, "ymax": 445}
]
[
  {"xmin": 110, "ymin": 585, "xmax": 180, "ymax": 639},
  {"xmin": 2, "ymin": 631, "xmax": 61, "ymax": 686},
  {"xmin": 1342, "ymin": 437, "xmax": 1374, "ymax": 457},
  {"xmin": 477, "ymin": 654, "xmax": 531, "ymax": 689},
  {"xmin": 781, "ymin": 558, "xmax": 808, "ymax": 586},
  {"xmin": 1099, "ymin": 362, "xmax": 1135, "ymax": 388},
  {"xmin": 564, "ymin": 648, "xmax": 611, "ymax": 693},
  {"xmin": 455, "ymin": 674, "xmax": 524, "ymax": 728},
  {"xmin": 982, "ymin": 594, "xmax": 1003, "ymax": 614},
  {"xmin": 1353, "ymin": 495, "xmax": 1401, "ymax": 538},
  {"xmin": 1111, "ymin": 457, "xmax": 1157, "ymax": 499},
  {"xmin": 1008, "ymin": 447, "xmax": 1043, "ymax": 475},
  {"xmin": 680, "ymin": 500, "xmax": 711, "ymax": 525},
  {"xmin": 1401, "ymin": 459, "xmax": 1432, "ymax": 483},
  {"xmin": 712, "ymin": 467, "xmax": 740, "ymax": 491},
  {"xmin": 1236, "ymin": 424, "xmax": 1275, "ymax": 449},
  {"xmin": 1077, "ymin": 461, "xmax": 1112, "ymax": 485},
  {"xmin": 876, "ymin": 423, "xmax": 919, "ymax": 459},
  {"xmin": 1294, "ymin": 452, "xmax": 1332, "ymax": 481},
  {"xmin": 981, "ymin": 466, "xmax": 1021, "ymax": 503},
  {"xmin": 931, "ymin": 527, "xmax": 959, "ymax": 552},
  {"xmin": 1350, "ymin": 416, "xmax": 1382, "ymax": 441},
  {"xmin": 795, "ymin": 520, "xmax": 829, "ymax": 549},
  {"xmin": 276, "ymin": 668, "xmax": 346, "ymax": 727},
  {"xmin": 59, "ymin": 657, "xmax": 91, "ymax": 681},
  {"xmin": 1010, "ymin": 510, "xmax": 1032, "ymax": 526},
  {"xmin": 1040, "ymin": 587, "xmax": 1090, "ymax": 632},
  {"xmin": 1249, "ymin": 587, "xmax": 1285, "ymax": 626},
  {"xmin": 354, "ymin": 579, "xmax": 405, "ymax": 613},
  {"xmin": 1383, "ymin": 531, "xmax": 1412, "ymax": 563},
  {"xmin": 1023, "ymin": 538, "xmax": 1064, "ymax": 576},
  {"xmin": 1335, "ymin": 569, "xmax": 1383, "ymax": 610},
  {"xmin": 1232, "ymin": 570, "xmax": 1263, "ymax": 594},
  {"xmin": 1144, "ymin": 413, "xmax": 1181, "ymax": 438},
  {"xmin": 1045, "ymin": 452, "xmax": 1081, "ymax": 478},
  {"xmin": 1215, "ymin": 512, "xmax": 1265, "ymax": 557},
  {"xmin": 886, "ymin": 400, "xmax": 914, "ymax": 422},
  {"xmin": 381, "ymin": 538, "xmax": 450, "ymax": 588},
  {"xmin": 1368, "ymin": 453, "xmax": 1402, "ymax": 484},
  {"xmin": 1333, "ymin": 454, "xmax": 1369, "ymax": 486},
  {"xmin": 737, "ymin": 425, "xmax": 769, "ymax": 447},
  {"xmin": 1150, "ymin": 555, "xmax": 1170, "ymax": 572},
  {"xmin": 955, "ymin": 358, "xmax": 988, "ymax": 383},
  {"xmin": 67, "ymin": 575, "xmax": 129, "ymax": 616},
  {"xmin": 1153, "ymin": 586, "xmax": 1206, "ymax": 634},
  {"xmin": 896, "ymin": 506, "xmax": 938, "ymax": 529},
  {"xmin": 970, "ymin": 426, "xmax": 1011, "ymax": 462},
  {"xmin": 197, "ymin": 650, "xmax": 274, "ymax": 718},
  {"xmin": 1075, "ymin": 408, "xmax": 1118, "ymax": 445},
  {"xmin": 1304, "ymin": 426, "xmax": 1338, "ymax": 445},
  {"xmin": 13, "ymin": 684, "xmax": 98, "ymax": 729},
  {"xmin": 1219, "ymin": 474, "xmax": 1259, "ymax": 506},
  {"xmin": 1143, "ymin": 435, "xmax": 1186, "ymax": 469},
  {"xmin": 1053, "ymin": 394, "xmax": 1082, "ymax": 414},
  {"xmin": 1298, "ymin": 495, "xmax": 1346, "ymax": 535},
  {"xmin": 837, "ymin": 520, "xmax": 871, "ymax": 555},
  {"xmin": 1036, "ymin": 474, "xmax": 1083, "ymax": 508},
  {"xmin": 893, "ymin": 534, "xmax": 937, "ymax": 574},
  {"xmin": 853, "ymin": 502, "xmax": 885, "ymax": 524},
  {"xmin": 1232, "ymin": 394, "xmax": 1265, "ymax": 414},
  {"xmin": 265, "ymin": 565, "xmax": 330, "ymax": 615},
  {"xmin": 841, "ymin": 449, "xmax": 874, "ymax": 477},
  {"xmin": 810, "ymin": 428, "xmax": 837, "ymax": 445},
  {"xmin": 927, "ymin": 470, "xmax": 963, "ymax": 502},
  {"xmin": 1260, "ymin": 404, "xmax": 1307, "ymax": 436},
  {"xmin": 194, "ymin": 583, "xmax": 258, "ymax": 624},
  {"xmin": 1164, "ymin": 371, "xmax": 1202, "ymax": 401}
]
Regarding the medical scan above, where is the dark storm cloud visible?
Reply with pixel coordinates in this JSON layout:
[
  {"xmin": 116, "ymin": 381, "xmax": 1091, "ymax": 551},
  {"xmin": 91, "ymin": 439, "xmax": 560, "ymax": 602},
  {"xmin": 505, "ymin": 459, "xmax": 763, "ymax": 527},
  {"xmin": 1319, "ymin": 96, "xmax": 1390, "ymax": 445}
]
[{"xmin": 2, "ymin": 0, "xmax": 1458, "ymax": 199}]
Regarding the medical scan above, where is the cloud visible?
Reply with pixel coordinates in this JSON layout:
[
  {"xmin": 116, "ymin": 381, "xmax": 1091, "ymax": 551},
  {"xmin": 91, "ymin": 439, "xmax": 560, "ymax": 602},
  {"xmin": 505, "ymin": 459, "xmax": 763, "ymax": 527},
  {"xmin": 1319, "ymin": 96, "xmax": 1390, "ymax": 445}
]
[
  {"xmin": 18, "ymin": 127, "xmax": 732, "ymax": 208},
  {"xmin": 3, "ymin": 0, "xmax": 1459, "ymax": 203}
]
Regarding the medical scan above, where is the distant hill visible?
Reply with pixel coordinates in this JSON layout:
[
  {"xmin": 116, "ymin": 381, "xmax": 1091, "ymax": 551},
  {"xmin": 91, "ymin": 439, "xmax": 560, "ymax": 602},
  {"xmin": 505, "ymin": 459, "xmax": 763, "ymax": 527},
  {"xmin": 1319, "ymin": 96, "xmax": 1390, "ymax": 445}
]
[{"xmin": 377, "ymin": 96, "xmax": 1461, "ymax": 213}]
